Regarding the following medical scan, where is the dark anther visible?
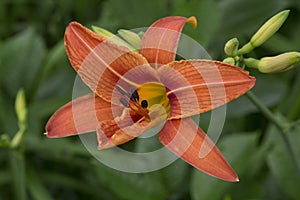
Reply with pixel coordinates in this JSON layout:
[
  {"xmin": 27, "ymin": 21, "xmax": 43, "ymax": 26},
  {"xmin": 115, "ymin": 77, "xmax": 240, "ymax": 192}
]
[
  {"xmin": 120, "ymin": 98, "xmax": 129, "ymax": 108},
  {"xmin": 141, "ymin": 100, "xmax": 148, "ymax": 108},
  {"xmin": 115, "ymin": 85, "xmax": 130, "ymax": 98},
  {"xmin": 130, "ymin": 89, "xmax": 139, "ymax": 102}
]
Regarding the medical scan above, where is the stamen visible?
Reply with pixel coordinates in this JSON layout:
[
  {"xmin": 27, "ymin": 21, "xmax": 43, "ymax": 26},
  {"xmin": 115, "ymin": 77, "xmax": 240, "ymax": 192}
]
[
  {"xmin": 115, "ymin": 85, "xmax": 130, "ymax": 98},
  {"xmin": 130, "ymin": 89, "xmax": 139, "ymax": 102},
  {"xmin": 141, "ymin": 100, "xmax": 148, "ymax": 108},
  {"xmin": 119, "ymin": 98, "xmax": 129, "ymax": 108},
  {"xmin": 136, "ymin": 116, "xmax": 146, "ymax": 124}
]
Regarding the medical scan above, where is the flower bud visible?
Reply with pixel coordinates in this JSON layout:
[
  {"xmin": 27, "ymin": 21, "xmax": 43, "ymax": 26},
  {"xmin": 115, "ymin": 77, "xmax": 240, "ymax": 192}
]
[
  {"xmin": 250, "ymin": 10, "xmax": 289, "ymax": 47},
  {"xmin": 92, "ymin": 26, "xmax": 115, "ymax": 38},
  {"xmin": 224, "ymin": 38, "xmax": 239, "ymax": 57},
  {"xmin": 118, "ymin": 29, "xmax": 141, "ymax": 50},
  {"xmin": 92, "ymin": 26, "xmax": 135, "ymax": 50},
  {"xmin": 258, "ymin": 52, "xmax": 300, "ymax": 73},
  {"xmin": 223, "ymin": 57, "xmax": 235, "ymax": 65},
  {"xmin": 15, "ymin": 89, "xmax": 27, "ymax": 125},
  {"xmin": 238, "ymin": 10, "xmax": 290, "ymax": 55}
]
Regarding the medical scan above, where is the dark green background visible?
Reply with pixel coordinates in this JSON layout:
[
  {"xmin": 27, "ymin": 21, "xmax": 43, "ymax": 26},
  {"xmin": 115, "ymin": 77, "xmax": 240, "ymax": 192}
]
[{"xmin": 1, "ymin": 0, "xmax": 300, "ymax": 199}]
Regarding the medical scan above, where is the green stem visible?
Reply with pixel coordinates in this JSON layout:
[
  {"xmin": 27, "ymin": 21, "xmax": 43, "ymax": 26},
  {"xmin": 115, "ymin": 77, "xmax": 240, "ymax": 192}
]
[
  {"xmin": 10, "ymin": 151, "xmax": 26, "ymax": 200},
  {"xmin": 246, "ymin": 91, "xmax": 287, "ymax": 132},
  {"xmin": 246, "ymin": 91, "xmax": 300, "ymax": 179}
]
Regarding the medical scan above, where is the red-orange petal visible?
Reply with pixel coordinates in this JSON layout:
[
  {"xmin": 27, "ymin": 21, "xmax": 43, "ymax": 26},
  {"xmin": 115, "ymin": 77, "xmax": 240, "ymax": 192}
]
[
  {"xmin": 139, "ymin": 16, "xmax": 195, "ymax": 68},
  {"xmin": 158, "ymin": 60, "xmax": 256, "ymax": 119},
  {"xmin": 158, "ymin": 118, "xmax": 239, "ymax": 182},
  {"xmin": 46, "ymin": 94, "xmax": 123, "ymax": 138},
  {"xmin": 97, "ymin": 109, "xmax": 166, "ymax": 150},
  {"xmin": 64, "ymin": 22, "xmax": 159, "ymax": 105}
]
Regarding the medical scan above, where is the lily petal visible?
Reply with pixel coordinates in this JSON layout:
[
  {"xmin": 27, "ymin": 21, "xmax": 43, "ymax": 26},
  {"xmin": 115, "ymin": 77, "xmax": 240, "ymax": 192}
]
[
  {"xmin": 158, "ymin": 60, "xmax": 256, "ymax": 119},
  {"xmin": 97, "ymin": 106, "xmax": 167, "ymax": 150},
  {"xmin": 140, "ymin": 16, "xmax": 196, "ymax": 68},
  {"xmin": 64, "ymin": 22, "xmax": 159, "ymax": 105},
  {"xmin": 158, "ymin": 118, "xmax": 239, "ymax": 182},
  {"xmin": 46, "ymin": 94, "xmax": 123, "ymax": 138}
]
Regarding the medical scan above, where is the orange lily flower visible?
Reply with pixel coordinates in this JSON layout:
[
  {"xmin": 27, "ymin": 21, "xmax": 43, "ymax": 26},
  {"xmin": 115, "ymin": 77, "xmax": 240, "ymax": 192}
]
[{"xmin": 46, "ymin": 16, "xmax": 255, "ymax": 182}]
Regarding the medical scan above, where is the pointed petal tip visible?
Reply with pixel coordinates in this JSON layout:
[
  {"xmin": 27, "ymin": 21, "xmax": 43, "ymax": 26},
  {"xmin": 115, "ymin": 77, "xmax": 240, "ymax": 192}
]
[
  {"xmin": 187, "ymin": 16, "xmax": 197, "ymax": 28},
  {"xmin": 65, "ymin": 21, "xmax": 82, "ymax": 34},
  {"xmin": 67, "ymin": 21, "xmax": 81, "ymax": 28},
  {"xmin": 225, "ymin": 173, "xmax": 240, "ymax": 182},
  {"xmin": 207, "ymin": 167, "xmax": 239, "ymax": 182}
]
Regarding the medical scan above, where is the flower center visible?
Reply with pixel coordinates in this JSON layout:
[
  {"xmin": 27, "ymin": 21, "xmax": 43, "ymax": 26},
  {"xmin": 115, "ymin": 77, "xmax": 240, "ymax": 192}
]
[{"xmin": 116, "ymin": 82, "xmax": 170, "ymax": 123}]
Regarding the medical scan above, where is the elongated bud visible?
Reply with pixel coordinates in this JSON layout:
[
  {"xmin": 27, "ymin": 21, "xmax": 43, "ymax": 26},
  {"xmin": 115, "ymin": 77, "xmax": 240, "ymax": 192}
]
[
  {"xmin": 238, "ymin": 10, "xmax": 290, "ymax": 55},
  {"xmin": 118, "ymin": 29, "xmax": 141, "ymax": 50},
  {"xmin": 251, "ymin": 10, "xmax": 289, "ymax": 47},
  {"xmin": 224, "ymin": 38, "xmax": 239, "ymax": 57},
  {"xmin": 92, "ymin": 26, "xmax": 135, "ymax": 50},
  {"xmin": 92, "ymin": 26, "xmax": 115, "ymax": 38},
  {"xmin": 258, "ymin": 52, "xmax": 300, "ymax": 73},
  {"xmin": 15, "ymin": 89, "xmax": 27, "ymax": 125}
]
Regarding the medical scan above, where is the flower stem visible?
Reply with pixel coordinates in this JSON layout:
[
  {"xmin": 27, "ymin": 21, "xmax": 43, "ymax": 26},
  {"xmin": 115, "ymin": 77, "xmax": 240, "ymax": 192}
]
[
  {"xmin": 10, "ymin": 151, "xmax": 26, "ymax": 200},
  {"xmin": 246, "ymin": 91, "xmax": 287, "ymax": 132},
  {"xmin": 246, "ymin": 91, "xmax": 300, "ymax": 179}
]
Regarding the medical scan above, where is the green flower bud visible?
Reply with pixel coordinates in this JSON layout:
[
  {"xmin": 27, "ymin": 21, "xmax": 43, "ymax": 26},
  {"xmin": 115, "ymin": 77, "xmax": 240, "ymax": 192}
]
[
  {"xmin": 223, "ymin": 57, "xmax": 236, "ymax": 65},
  {"xmin": 258, "ymin": 52, "xmax": 300, "ymax": 73},
  {"xmin": 11, "ymin": 89, "xmax": 27, "ymax": 149},
  {"xmin": 15, "ymin": 89, "xmax": 27, "ymax": 125},
  {"xmin": 251, "ymin": 10, "xmax": 289, "ymax": 47},
  {"xmin": 238, "ymin": 10, "xmax": 290, "ymax": 55},
  {"xmin": 224, "ymin": 38, "xmax": 239, "ymax": 57},
  {"xmin": 118, "ymin": 29, "xmax": 141, "ymax": 50},
  {"xmin": 92, "ymin": 26, "xmax": 135, "ymax": 50},
  {"xmin": 92, "ymin": 26, "xmax": 115, "ymax": 38}
]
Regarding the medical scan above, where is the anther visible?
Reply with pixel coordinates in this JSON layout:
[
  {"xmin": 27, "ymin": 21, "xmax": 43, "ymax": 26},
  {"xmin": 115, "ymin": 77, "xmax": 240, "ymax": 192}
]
[
  {"xmin": 130, "ymin": 89, "xmax": 139, "ymax": 102},
  {"xmin": 115, "ymin": 85, "xmax": 130, "ymax": 98},
  {"xmin": 141, "ymin": 100, "xmax": 148, "ymax": 108},
  {"xmin": 119, "ymin": 98, "xmax": 129, "ymax": 108}
]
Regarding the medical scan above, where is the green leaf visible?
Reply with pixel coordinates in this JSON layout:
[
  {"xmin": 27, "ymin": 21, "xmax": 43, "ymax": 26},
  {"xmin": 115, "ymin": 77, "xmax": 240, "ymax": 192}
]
[
  {"xmin": 93, "ymin": 162, "xmax": 167, "ymax": 200},
  {"xmin": 10, "ymin": 151, "xmax": 26, "ymax": 200},
  {"xmin": 27, "ymin": 168, "xmax": 54, "ymax": 200},
  {"xmin": 97, "ymin": 0, "xmax": 169, "ymax": 30},
  {"xmin": 227, "ymin": 74, "xmax": 287, "ymax": 117},
  {"xmin": 219, "ymin": 0, "xmax": 289, "ymax": 37},
  {"xmin": 191, "ymin": 132, "xmax": 264, "ymax": 200},
  {"xmin": 40, "ymin": 171, "xmax": 108, "ymax": 198},
  {"xmin": 26, "ymin": 136, "xmax": 89, "ymax": 157},
  {"xmin": 266, "ymin": 122, "xmax": 300, "ymax": 199},
  {"xmin": 263, "ymin": 34, "xmax": 299, "ymax": 54},
  {"xmin": 0, "ymin": 27, "xmax": 46, "ymax": 98},
  {"xmin": 135, "ymin": 136, "xmax": 190, "ymax": 197},
  {"xmin": 173, "ymin": 0, "xmax": 221, "ymax": 46}
]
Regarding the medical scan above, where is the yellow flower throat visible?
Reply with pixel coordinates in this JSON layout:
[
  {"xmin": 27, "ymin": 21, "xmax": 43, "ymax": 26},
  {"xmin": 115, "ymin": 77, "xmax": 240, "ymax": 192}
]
[{"xmin": 117, "ymin": 82, "xmax": 171, "ymax": 122}]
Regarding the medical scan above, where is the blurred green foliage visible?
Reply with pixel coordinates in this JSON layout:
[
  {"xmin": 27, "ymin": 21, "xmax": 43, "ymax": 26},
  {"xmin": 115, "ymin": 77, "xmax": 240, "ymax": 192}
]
[{"xmin": 0, "ymin": 0, "xmax": 300, "ymax": 199}]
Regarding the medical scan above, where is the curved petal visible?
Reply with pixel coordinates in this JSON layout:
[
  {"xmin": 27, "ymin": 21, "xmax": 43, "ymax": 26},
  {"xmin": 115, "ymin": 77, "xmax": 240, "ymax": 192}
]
[
  {"xmin": 46, "ymin": 94, "xmax": 123, "ymax": 138},
  {"xmin": 158, "ymin": 60, "xmax": 256, "ymax": 119},
  {"xmin": 64, "ymin": 22, "xmax": 159, "ymax": 105},
  {"xmin": 97, "ymin": 107, "xmax": 167, "ymax": 150},
  {"xmin": 139, "ymin": 16, "xmax": 196, "ymax": 68},
  {"xmin": 158, "ymin": 118, "xmax": 239, "ymax": 182}
]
